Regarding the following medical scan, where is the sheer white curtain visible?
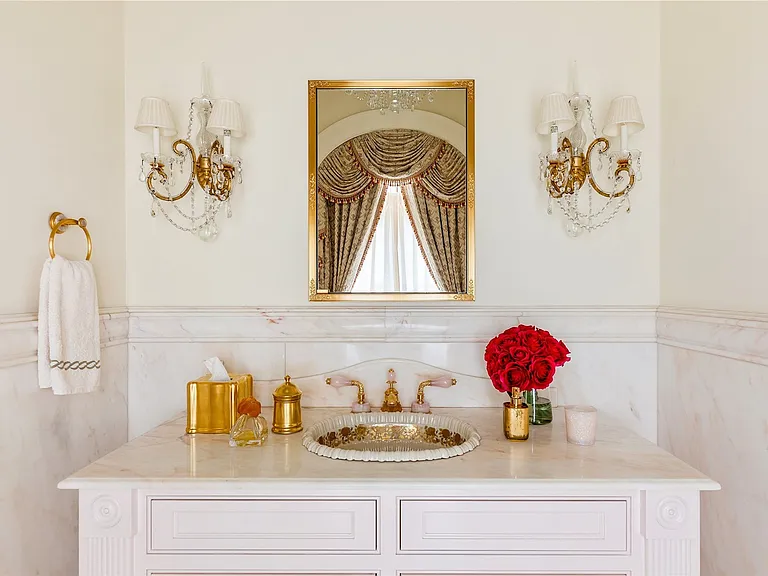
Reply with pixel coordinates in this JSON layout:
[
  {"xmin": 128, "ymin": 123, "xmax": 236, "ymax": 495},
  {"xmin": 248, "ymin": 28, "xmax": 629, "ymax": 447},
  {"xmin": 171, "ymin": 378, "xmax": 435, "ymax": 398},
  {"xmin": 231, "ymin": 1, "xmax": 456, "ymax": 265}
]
[{"xmin": 353, "ymin": 186, "xmax": 439, "ymax": 293}]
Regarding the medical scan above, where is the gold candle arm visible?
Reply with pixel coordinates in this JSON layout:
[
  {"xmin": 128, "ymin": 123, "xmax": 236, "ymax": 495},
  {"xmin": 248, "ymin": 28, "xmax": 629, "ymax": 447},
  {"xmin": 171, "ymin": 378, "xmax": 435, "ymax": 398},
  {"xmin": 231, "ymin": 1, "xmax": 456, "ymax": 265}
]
[
  {"xmin": 585, "ymin": 137, "xmax": 635, "ymax": 198},
  {"xmin": 545, "ymin": 136, "xmax": 635, "ymax": 201},
  {"xmin": 144, "ymin": 138, "xmax": 236, "ymax": 203}
]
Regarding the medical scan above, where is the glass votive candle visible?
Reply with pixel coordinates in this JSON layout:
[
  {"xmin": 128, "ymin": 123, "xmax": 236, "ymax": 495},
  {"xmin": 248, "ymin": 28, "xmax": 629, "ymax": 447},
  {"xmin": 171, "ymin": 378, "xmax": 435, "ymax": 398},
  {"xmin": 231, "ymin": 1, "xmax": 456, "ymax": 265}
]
[{"xmin": 565, "ymin": 405, "xmax": 598, "ymax": 446}]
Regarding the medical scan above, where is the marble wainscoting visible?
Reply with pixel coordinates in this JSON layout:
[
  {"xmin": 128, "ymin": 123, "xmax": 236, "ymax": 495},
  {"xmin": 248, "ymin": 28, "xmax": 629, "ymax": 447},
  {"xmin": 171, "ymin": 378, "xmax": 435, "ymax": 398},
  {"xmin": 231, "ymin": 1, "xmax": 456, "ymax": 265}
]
[
  {"xmin": 0, "ymin": 310, "xmax": 128, "ymax": 576},
  {"xmin": 128, "ymin": 306, "xmax": 658, "ymax": 441},
  {"xmin": 658, "ymin": 308, "xmax": 768, "ymax": 576}
]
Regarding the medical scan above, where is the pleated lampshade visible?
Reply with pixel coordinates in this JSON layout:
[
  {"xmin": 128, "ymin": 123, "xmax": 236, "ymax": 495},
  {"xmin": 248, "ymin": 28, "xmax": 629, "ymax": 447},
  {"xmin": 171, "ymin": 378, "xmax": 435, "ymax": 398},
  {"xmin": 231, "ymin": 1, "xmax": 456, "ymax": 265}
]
[
  {"xmin": 207, "ymin": 99, "xmax": 245, "ymax": 138},
  {"xmin": 536, "ymin": 93, "xmax": 576, "ymax": 135},
  {"xmin": 134, "ymin": 97, "xmax": 177, "ymax": 136},
  {"xmin": 603, "ymin": 95, "xmax": 644, "ymax": 137}
]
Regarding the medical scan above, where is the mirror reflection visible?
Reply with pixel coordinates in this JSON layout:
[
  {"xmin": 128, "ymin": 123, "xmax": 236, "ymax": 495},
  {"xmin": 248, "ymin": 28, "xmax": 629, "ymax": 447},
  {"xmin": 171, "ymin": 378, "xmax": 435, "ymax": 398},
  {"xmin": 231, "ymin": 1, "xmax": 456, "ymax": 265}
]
[{"xmin": 309, "ymin": 80, "xmax": 475, "ymax": 301}]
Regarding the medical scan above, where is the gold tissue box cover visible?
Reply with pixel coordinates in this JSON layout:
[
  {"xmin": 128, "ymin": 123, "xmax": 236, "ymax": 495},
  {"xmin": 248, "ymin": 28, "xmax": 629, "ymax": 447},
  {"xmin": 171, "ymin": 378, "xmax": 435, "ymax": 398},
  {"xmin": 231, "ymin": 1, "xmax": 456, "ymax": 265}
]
[{"xmin": 186, "ymin": 373, "xmax": 253, "ymax": 434}]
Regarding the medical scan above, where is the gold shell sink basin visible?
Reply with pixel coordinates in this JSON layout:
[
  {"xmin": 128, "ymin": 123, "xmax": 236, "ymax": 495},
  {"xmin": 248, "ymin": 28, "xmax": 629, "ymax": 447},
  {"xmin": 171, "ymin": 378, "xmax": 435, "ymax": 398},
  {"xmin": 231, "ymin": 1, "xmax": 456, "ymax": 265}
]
[{"xmin": 302, "ymin": 412, "xmax": 481, "ymax": 462}]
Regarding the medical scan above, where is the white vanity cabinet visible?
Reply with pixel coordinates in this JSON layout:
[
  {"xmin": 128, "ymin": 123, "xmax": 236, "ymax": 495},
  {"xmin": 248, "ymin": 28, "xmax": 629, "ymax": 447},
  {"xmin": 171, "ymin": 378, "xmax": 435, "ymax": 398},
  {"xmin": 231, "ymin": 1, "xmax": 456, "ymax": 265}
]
[{"xmin": 62, "ymin": 409, "xmax": 718, "ymax": 576}]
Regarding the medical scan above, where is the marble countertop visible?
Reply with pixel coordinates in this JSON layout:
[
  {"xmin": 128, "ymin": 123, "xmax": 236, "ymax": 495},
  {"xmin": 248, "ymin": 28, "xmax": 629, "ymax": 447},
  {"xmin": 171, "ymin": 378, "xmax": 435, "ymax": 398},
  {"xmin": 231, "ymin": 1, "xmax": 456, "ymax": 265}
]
[{"xmin": 60, "ymin": 408, "xmax": 719, "ymax": 490}]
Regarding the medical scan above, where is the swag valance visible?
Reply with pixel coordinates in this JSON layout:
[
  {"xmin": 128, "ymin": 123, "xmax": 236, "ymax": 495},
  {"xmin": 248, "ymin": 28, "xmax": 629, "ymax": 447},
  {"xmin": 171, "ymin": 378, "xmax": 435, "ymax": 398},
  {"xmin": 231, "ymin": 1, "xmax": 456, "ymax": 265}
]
[{"xmin": 317, "ymin": 129, "xmax": 467, "ymax": 207}]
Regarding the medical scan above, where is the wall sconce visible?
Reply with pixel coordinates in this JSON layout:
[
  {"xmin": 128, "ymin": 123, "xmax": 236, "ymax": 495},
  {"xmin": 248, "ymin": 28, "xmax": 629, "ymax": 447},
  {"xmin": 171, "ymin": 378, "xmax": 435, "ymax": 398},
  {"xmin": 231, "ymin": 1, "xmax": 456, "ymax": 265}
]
[
  {"xmin": 537, "ymin": 65, "xmax": 644, "ymax": 236},
  {"xmin": 135, "ymin": 68, "xmax": 244, "ymax": 241}
]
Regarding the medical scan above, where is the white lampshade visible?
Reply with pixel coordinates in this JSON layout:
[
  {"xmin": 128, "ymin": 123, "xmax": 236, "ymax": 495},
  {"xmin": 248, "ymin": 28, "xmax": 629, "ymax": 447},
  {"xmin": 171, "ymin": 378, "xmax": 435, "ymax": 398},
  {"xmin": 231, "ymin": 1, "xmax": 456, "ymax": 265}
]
[
  {"xmin": 134, "ymin": 97, "xmax": 177, "ymax": 136},
  {"xmin": 207, "ymin": 98, "xmax": 245, "ymax": 137},
  {"xmin": 536, "ymin": 92, "xmax": 576, "ymax": 135},
  {"xmin": 603, "ymin": 95, "xmax": 644, "ymax": 136}
]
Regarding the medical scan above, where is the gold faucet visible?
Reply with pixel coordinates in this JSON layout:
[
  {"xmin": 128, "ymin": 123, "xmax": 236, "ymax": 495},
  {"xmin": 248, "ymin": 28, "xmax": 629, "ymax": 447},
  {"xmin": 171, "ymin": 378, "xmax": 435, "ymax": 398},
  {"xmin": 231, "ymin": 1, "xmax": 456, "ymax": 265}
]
[
  {"xmin": 416, "ymin": 377, "xmax": 457, "ymax": 405},
  {"xmin": 412, "ymin": 376, "xmax": 457, "ymax": 413},
  {"xmin": 325, "ymin": 376, "xmax": 370, "ymax": 412},
  {"xmin": 380, "ymin": 368, "xmax": 402, "ymax": 412}
]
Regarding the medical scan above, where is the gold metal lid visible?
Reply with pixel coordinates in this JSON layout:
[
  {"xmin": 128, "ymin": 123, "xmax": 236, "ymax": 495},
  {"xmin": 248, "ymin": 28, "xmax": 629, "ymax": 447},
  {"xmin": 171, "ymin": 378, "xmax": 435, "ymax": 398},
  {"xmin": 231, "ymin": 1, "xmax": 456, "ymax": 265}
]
[{"xmin": 273, "ymin": 375, "xmax": 302, "ymax": 401}]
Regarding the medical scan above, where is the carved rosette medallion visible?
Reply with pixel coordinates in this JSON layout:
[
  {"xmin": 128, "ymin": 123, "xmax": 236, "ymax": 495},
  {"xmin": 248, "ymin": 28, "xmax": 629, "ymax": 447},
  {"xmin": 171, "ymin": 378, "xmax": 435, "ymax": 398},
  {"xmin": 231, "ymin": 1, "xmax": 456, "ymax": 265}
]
[
  {"xmin": 92, "ymin": 495, "xmax": 121, "ymax": 528},
  {"xmin": 656, "ymin": 496, "xmax": 687, "ymax": 530}
]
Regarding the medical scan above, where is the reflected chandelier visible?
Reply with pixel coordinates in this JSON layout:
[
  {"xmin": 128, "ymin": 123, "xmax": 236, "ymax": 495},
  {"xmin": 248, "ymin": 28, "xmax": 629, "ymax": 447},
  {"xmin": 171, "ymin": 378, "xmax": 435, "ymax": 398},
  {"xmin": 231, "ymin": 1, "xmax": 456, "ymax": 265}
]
[
  {"xmin": 537, "ymin": 66, "xmax": 644, "ymax": 237},
  {"xmin": 346, "ymin": 88, "xmax": 435, "ymax": 114},
  {"xmin": 134, "ymin": 67, "xmax": 244, "ymax": 241}
]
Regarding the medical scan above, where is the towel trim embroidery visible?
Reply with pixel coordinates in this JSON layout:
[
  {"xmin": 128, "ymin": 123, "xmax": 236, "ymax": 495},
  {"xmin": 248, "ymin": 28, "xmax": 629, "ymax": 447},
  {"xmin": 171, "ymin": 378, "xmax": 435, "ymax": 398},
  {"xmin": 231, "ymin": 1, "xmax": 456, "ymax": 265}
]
[{"xmin": 50, "ymin": 360, "xmax": 101, "ymax": 370}]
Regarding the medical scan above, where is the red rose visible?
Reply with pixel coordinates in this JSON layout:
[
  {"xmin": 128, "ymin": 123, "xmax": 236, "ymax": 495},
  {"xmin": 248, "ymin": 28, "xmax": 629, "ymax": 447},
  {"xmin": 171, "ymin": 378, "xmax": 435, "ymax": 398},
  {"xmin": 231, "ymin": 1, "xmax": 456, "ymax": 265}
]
[
  {"xmin": 509, "ymin": 346, "xmax": 531, "ymax": 365},
  {"xmin": 490, "ymin": 369, "xmax": 506, "ymax": 393},
  {"xmin": 545, "ymin": 338, "xmax": 571, "ymax": 367},
  {"xmin": 497, "ymin": 332, "xmax": 521, "ymax": 347},
  {"xmin": 500, "ymin": 363, "xmax": 530, "ymax": 392},
  {"xmin": 521, "ymin": 330, "xmax": 546, "ymax": 353},
  {"xmin": 487, "ymin": 326, "xmax": 570, "ymax": 395},
  {"xmin": 530, "ymin": 356, "xmax": 556, "ymax": 389}
]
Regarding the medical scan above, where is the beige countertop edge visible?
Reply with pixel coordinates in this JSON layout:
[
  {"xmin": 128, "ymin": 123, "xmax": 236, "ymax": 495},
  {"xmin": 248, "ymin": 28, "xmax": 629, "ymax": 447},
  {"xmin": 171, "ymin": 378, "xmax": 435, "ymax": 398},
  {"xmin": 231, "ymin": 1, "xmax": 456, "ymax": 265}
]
[{"xmin": 58, "ymin": 476, "xmax": 721, "ymax": 491}]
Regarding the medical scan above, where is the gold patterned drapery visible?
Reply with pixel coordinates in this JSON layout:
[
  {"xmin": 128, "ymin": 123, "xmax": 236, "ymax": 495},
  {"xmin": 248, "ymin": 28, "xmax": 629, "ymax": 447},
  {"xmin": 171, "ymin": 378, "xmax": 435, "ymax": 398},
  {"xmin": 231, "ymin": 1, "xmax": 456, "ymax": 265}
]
[{"xmin": 317, "ymin": 129, "xmax": 467, "ymax": 292}]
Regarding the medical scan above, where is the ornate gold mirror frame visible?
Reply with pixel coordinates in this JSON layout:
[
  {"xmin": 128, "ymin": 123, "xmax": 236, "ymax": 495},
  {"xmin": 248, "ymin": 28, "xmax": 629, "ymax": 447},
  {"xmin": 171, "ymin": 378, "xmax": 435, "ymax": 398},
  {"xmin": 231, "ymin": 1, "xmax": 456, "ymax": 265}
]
[{"xmin": 308, "ymin": 79, "xmax": 475, "ymax": 301}]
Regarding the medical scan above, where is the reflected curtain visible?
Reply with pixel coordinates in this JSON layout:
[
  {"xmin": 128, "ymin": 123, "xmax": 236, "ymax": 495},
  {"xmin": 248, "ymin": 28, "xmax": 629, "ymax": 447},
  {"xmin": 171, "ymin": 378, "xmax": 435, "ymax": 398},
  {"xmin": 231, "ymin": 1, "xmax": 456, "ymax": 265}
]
[
  {"xmin": 402, "ymin": 184, "xmax": 466, "ymax": 293},
  {"xmin": 317, "ymin": 181, "xmax": 385, "ymax": 292},
  {"xmin": 316, "ymin": 129, "xmax": 466, "ymax": 292}
]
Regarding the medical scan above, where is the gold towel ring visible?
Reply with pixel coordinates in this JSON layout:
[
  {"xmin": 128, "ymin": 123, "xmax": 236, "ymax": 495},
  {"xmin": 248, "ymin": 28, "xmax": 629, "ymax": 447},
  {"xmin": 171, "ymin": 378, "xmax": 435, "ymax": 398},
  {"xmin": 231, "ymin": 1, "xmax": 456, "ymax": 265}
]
[{"xmin": 48, "ymin": 212, "xmax": 92, "ymax": 260}]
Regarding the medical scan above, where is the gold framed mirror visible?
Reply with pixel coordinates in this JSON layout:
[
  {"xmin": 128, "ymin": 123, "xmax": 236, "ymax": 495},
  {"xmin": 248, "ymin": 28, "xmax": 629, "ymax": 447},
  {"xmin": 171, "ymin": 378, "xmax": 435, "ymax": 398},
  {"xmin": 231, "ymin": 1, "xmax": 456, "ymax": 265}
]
[{"xmin": 308, "ymin": 79, "xmax": 475, "ymax": 301}]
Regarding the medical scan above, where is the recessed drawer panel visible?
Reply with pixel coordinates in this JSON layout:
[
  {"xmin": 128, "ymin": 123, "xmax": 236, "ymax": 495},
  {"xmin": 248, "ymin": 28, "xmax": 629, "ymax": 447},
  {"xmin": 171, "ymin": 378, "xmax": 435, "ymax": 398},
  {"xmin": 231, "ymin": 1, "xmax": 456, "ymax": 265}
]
[
  {"xmin": 399, "ymin": 499, "xmax": 628, "ymax": 554},
  {"xmin": 149, "ymin": 498, "xmax": 378, "ymax": 553},
  {"xmin": 401, "ymin": 573, "xmax": 625, "ymax": 576}
]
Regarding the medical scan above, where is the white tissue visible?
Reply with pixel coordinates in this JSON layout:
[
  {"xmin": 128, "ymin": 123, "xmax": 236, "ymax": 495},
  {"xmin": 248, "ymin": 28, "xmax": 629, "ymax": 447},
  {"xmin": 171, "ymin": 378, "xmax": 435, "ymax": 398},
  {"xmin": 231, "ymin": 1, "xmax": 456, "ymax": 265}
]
[{"xmin": 204, "ymin": 357, "xmax": 231, "ymax": 381}]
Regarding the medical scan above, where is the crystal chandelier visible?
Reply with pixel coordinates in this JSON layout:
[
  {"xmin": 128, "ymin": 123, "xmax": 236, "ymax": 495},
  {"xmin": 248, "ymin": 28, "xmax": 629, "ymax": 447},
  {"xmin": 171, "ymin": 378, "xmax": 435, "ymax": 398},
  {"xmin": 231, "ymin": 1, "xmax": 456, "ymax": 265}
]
[
  {"xmin": 537, "ymin": 68, "xmax": 644, "ymax": 237},
  {"xmin": 134, "ymin": 67, "xmax": 244, "ymax": 241},
  {"xmin": 346, "ymin": 88, "xmax": 435, "ymax": 114}
]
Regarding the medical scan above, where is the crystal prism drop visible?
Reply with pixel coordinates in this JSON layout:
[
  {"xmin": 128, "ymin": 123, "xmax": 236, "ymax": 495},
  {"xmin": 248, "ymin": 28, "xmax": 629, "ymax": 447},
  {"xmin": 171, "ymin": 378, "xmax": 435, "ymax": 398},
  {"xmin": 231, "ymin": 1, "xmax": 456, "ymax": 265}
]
[
  {"xmin": 226, "ymin": 201, "xmax": 232, "ymax": 218},
  {"xmin": 547, "ymin": 196, "xmax": 553, "ymax": 215},
  {"xmin": 566, "ymin": 220, "xmax": 581, "ymax": 238},
  {"xmin": 197, "ymin": 220, "xmax": 219, "ymax": 242}
]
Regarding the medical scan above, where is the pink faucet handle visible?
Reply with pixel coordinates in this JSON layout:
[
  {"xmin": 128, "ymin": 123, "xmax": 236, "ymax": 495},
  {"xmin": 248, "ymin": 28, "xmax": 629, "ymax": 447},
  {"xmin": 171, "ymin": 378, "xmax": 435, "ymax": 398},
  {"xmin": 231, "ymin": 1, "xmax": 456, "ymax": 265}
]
[
  {"xmin": 430, "ymin": 376, "xmax": 456, "ymax": 388},
  {"xmin": 326, "ymin": 376, "xmax": 353, "ymax": 388}
]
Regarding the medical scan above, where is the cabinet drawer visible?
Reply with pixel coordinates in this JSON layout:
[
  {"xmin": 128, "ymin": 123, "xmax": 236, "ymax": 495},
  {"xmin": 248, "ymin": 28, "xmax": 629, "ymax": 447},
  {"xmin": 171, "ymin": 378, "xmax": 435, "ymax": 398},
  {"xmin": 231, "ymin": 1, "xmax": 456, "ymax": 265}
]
[
  {"xmin": 399, "ymin": 499, "xmax": 628, "ymax": 554},
  {"xmin": 149, "ymin": 498, "xmax": 378, "ymax": 553}
]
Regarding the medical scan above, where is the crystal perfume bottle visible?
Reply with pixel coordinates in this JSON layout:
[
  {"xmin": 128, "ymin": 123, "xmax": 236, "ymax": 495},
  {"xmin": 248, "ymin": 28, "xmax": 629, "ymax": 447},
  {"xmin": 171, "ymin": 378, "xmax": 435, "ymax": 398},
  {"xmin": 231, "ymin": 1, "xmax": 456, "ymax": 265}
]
[{"xmin": 229, "ymin": 397, "xmax": 269, "ymax": 447}]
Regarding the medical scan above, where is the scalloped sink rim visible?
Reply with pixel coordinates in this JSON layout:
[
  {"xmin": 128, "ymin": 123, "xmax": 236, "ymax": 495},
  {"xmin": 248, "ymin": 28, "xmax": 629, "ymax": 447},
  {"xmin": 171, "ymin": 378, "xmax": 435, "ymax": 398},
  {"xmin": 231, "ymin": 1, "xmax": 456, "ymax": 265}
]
[{"xmin": 302, "ymin": 412, "xmax": 481, "ymax": 463}]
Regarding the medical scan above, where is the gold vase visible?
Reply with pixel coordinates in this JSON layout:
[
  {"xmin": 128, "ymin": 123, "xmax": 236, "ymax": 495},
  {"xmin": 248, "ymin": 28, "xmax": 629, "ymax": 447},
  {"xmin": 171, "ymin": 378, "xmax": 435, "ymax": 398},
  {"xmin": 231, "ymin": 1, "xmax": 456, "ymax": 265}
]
[{"xmin": 503, "ymin": 387, "xmax": 529, "ymax": 441}]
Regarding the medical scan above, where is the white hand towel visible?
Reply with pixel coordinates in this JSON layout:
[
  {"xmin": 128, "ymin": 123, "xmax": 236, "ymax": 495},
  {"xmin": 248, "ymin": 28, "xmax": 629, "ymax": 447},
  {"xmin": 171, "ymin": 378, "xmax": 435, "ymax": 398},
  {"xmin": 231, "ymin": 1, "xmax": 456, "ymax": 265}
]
[{"xmin": 37, "ymin": 256, "xmax": 101, "ymax": 394}]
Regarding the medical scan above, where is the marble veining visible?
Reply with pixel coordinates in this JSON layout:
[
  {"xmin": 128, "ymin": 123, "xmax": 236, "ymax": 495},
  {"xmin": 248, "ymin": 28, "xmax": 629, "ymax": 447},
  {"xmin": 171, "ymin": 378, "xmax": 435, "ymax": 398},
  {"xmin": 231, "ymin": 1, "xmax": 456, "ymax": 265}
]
[
  {"xmin": 658, "ymin": 306, "xmax": 768, "ymax": 365},
  {"xmin": 61, "ymin": 407, "xmax": 716, "ymax": 489},
  {"xmin": 129, "ymin": 305, "xmax": 657, "ymax": 343},
  {"xmin": 659, "ymin": 342, "xmax": 768, "ymax": 576},
  {"xmin": 0, "ymin": 343, "xmax": 128, "ymax": 576},
  {"xmin": 128, "ymin": 340, "xmax": 658, "ymax": 442}
]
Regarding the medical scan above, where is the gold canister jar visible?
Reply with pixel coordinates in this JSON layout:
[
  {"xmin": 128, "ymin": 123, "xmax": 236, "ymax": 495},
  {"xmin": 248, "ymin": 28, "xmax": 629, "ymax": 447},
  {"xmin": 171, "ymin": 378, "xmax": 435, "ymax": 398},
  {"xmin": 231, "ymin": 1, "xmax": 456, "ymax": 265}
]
[
  {"xmin": 503, "ymin": 387, "xmax": 530, "ymax": 441},
  {"xmin": 186, "ymin": 373, "xmax": 253, "ymax": 434},
  {"xmin": 272, "ymin": 375, "xmax": 303, "ymax": 434}
]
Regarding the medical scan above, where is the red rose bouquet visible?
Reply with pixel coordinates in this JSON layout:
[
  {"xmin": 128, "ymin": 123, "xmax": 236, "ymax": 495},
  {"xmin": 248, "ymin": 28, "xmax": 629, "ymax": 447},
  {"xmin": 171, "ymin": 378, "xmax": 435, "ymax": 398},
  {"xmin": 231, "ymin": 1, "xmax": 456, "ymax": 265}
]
[{"xmin": 484, "ymin": 325, "xmax": 570, "ymax": 396}]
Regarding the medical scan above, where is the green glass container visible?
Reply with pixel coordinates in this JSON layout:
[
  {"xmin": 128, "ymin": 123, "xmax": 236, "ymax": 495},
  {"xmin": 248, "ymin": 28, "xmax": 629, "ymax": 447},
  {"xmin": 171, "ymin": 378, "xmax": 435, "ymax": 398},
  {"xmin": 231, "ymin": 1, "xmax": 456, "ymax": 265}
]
[{"xmin": 522, "ymin": 389, "xmax": 553, "ymax": 425}]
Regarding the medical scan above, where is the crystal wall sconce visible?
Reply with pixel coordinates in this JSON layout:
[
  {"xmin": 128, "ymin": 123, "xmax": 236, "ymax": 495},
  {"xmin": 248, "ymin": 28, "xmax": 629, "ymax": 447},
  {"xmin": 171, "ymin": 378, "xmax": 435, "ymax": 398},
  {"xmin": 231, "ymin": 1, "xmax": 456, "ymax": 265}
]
[
  {"xmin": 537, "ymin": 65, "xmax": 644, "ymax": 236},
  {"xmin": 134, "ymin": 68, "xmax": 244, "ymax": 241}
]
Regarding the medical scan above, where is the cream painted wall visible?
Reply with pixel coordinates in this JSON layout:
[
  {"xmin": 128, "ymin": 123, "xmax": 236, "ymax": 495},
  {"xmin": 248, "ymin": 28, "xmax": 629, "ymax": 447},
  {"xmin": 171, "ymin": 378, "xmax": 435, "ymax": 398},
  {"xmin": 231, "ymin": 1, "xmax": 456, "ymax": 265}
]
[
  {"xmin": 0, "ymin": 4, "xmax": 128, "ymax": 576},
  {"xmin": 661, "ymin": 2, "xmax": 768, "ymax": 313},
  {"xmin": 1, "ymin": 2, "xmax": 126, "ymax": 314},
  {"xmin": 124, "ymin": 1, "xmax": 660, "ymax": 307}
]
